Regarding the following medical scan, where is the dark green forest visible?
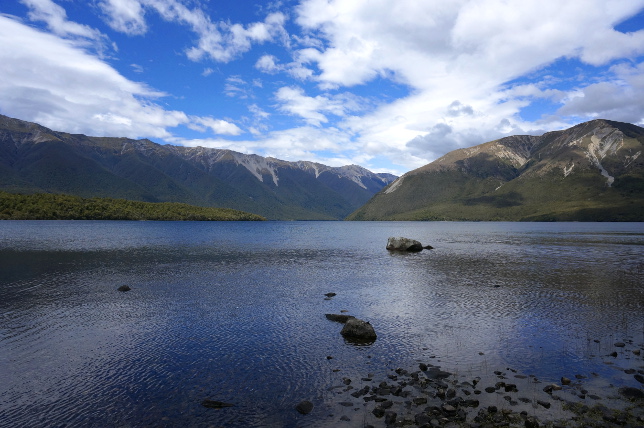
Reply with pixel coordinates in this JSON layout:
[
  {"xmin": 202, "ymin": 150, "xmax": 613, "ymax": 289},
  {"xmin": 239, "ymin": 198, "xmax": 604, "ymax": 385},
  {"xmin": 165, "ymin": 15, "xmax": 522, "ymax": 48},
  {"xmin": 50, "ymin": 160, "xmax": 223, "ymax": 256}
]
[{"xmin": 0, "ymin": 192, "xmax": 265, "ymax": 221}]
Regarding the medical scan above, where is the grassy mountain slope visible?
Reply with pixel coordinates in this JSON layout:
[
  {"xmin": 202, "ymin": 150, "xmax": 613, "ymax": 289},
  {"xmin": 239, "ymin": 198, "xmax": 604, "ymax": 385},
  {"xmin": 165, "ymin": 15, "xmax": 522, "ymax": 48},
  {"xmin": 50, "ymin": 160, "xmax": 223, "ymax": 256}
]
[{"xmin": 349, "ymin": 119, "xmax": 644, "ymax": 221}]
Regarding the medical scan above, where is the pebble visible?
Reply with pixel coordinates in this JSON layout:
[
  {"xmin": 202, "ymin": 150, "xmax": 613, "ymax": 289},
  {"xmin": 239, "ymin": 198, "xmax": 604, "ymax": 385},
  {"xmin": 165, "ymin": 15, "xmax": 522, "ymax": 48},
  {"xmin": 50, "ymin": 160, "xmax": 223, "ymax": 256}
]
[{"xmin": 537, "ymin": 400, "xmax": 551, "ymax": 409}]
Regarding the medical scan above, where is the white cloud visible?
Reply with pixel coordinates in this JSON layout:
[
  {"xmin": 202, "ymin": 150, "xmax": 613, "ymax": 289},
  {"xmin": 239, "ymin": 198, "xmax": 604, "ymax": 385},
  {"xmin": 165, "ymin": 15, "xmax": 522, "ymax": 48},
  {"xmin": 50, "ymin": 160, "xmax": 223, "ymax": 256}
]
[
  {"xmin": 175, "ymin": 125, "xmax": 364, "ymax": 166},
  {"xmin": 256, "ymin": 54, "xmax": 282, "ymax": 74},
  {"xmin": 98, "ymin": 0, "xmax": 288, "ymax": 63},
  {"xmin": 188, "ymin": 116, "xmax": 243, "ymax": 136},
  {"xmin": 289, "ymin": 0, "xmax": 644, "ymax": 169},
  {"xmin": 4, "ymin": 0, "xmax": 644, "ymax": 176},
  {"xmin": 98, "ymin": 0, "xmax": 147, "ymax": 35},
  {"xmin": 255, "ymin": 53, "xmax": 315, "ymax": 81},
  {"xmin": 224, "ymin": 76, "xmax": 254, "ymax": 98},
  {"xmin": 0, "ymin": 15, "xmax": 186, "ymax": 139},
  {"xmin": 274, "ymin": 86, "xmax": 367, "ymax": 126},
  {"xmin": 21, "ymin": 0, "xmax": 109, "ymax": 53}
]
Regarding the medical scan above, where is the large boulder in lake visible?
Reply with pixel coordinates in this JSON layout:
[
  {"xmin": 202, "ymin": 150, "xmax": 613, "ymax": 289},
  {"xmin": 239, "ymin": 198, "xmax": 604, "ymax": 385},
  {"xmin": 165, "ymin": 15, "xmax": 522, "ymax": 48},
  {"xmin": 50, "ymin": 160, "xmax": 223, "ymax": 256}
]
[
  {"xmin": 340, "ymin": 318, "xmax": 377, "ymax": 341},
  {"xmin": 386, "ymin": 237, "xmax": 431, "ymax": 252}
]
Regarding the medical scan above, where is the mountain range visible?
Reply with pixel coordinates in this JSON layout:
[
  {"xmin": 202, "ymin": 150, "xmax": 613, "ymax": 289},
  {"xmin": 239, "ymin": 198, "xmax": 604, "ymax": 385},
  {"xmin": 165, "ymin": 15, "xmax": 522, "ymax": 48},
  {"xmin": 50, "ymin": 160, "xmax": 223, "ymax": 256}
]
[
  {"xmin": 349, "ymin": 119, "xmax": 644, "ymax": 221},
  {"xmin": 0, "ymin": 115, "xmax": 396, "ymax": 220}
]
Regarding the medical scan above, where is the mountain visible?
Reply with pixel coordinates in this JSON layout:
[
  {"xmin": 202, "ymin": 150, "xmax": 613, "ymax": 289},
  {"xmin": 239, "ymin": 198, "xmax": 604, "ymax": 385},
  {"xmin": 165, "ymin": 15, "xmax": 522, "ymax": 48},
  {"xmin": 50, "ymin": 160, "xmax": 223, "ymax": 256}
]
[
  {"xmin": 0, "ymin": 115, "xmax": 396, "ymax": 220},
  {"xmin": 349, "ymin": 119, "xmax": 644, "ymax": 221}
]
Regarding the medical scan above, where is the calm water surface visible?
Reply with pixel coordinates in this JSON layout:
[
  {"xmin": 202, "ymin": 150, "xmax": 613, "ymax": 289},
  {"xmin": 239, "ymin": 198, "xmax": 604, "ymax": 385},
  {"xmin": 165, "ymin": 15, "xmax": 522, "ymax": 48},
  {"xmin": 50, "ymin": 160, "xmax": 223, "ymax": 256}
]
[{"xmin": 1, "ymin": 221, "xmax": 643, "ymax": 427}]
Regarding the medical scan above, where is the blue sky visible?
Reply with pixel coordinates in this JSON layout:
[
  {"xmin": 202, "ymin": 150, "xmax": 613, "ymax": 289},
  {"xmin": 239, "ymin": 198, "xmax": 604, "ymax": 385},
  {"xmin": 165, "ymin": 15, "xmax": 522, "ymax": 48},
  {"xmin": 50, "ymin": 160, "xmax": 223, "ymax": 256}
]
[{"xmin": 1, "ymin": 0, "xmax": 644, "ymax": 175}]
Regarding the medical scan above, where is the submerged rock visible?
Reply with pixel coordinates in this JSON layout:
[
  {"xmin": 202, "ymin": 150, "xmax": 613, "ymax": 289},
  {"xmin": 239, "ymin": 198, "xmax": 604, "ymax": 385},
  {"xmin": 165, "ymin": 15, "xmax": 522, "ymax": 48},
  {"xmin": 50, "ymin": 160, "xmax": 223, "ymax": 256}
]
[
  {"xmin": 295, "ymin": 400, "xmax": 314, "ymax": 415},
  {"xmin": 117, "ymin": 285, "xmax": 131, "ymax": 292},
  {"xmin": 340, "ymin": 318, "xmax": 377, "ymax": 341},
  {"xmin": 386, "ymin": 237, "xmax": 431, "ymax": 252},
  {"xmin": 619, "ymin": 387, "xmax": 644, "ymax": 400},
  {"xmin": 201, "ymin": 399, "xmax": 234, "ymax": 409},
  {"xmin": 325, "ymin": 314, "xmax": 355, "ymax": 323}
]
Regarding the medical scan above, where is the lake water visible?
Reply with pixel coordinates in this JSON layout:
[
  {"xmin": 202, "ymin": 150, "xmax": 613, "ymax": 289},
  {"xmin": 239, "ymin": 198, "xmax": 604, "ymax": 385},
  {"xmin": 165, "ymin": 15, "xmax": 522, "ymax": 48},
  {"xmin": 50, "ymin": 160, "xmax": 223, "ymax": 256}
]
[{"xmin": 1, "ymin": 221, "xmax": 643, "ymax": 427}]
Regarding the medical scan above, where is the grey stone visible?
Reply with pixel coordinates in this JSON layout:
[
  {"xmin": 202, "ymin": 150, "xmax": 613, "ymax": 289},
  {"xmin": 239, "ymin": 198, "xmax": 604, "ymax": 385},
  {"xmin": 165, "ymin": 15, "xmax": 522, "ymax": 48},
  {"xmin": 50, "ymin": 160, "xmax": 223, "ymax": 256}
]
[
  {"xmin": 295, "ymin": 400, "xmax": 313, "ymax": 415},
  {"xmin": 619, "ymin": 386, "xmax": 644, "ymax": 399},
  {"xmin": 340, "ymin": 318, "xmax": 377, "ymax": 341},
  {"xmin": 325, "ymin": 314, "xmax": 355, "ymax": 323},
  {"xmin": 384, "ymin": 411, "xmax": 398, "ymax": 425},
  {"xmin": 386, "ymin": 237, "xmax": 425, "ymax": 252}
]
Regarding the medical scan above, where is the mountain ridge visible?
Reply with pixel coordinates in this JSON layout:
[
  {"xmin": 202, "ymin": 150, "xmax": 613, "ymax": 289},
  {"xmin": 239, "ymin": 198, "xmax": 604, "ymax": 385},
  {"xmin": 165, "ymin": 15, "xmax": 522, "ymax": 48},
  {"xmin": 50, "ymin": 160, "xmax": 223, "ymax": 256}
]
[
  {"xmin": 0, "ymin": 114, "xmax": 396, "ymax": 220},
  {"xmin": 350, "ymin": 119, "xmax": 644, "ymax": 221}
]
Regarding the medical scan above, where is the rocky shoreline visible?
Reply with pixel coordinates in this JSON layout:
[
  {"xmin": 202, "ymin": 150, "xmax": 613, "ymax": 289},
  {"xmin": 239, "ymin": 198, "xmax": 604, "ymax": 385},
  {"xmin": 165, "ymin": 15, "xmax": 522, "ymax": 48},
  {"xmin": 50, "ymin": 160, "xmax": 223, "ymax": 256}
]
[
  {"xmin": 316, "ymin": 356, "xmax": 644, "ymax": 427},
  {"xmin": 305, "ymin": 311, "xmax": 644, "ymax": 427}
]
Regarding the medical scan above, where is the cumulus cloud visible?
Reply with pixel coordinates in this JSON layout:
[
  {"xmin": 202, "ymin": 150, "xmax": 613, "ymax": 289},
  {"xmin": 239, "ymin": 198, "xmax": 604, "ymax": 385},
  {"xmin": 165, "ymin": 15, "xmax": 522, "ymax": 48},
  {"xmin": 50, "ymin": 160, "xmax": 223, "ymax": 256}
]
[
  {"xmin": 0, "ymin": 15, "xmax": 185, "ymax": 138},
  {"xmin": 98, "ymin": 0, "xmax": 147, "ymax": 35},
  {"xmin": 275, "ymin": 86, "xmax": 367, "ymax": 126},
  {"xmin": 175, "ymin": 126, "xmax": 363, "ymax": 166},
  {"xmin": 98, "ymin": 0, "xmax": 288, "ymax": 63},
  {"xmin": 551, "ymin": 61, "xmax": 644, "ymax": 125},
  {"xmin": 256, "ymin": 54, "xmax": 282, "ymax": 74},
  {"xmin": 4, "ymin": 0, "xmax": 644, "ymax": 175},
  {"xmin": 21, "ymin": 0, "xmax": 110, "ymax": 53},
  {"xmin": 288, "ymin": 0, "xmax": 644, "ymax": 169},
  {"xmin": 255, "ymin": 52, "xmax": 315, "ymax": 80},
  {"xmin": 188, "ymin": 117, "xmax": 243, "ymax": 136}
]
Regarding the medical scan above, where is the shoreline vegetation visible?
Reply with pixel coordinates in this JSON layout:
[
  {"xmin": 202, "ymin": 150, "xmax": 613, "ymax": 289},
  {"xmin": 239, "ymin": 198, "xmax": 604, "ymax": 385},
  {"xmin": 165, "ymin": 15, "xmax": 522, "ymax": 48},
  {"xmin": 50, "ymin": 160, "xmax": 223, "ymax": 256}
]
[{"xmin": 0, "ymin": 192, "xmax": 266, "ymax": 221}]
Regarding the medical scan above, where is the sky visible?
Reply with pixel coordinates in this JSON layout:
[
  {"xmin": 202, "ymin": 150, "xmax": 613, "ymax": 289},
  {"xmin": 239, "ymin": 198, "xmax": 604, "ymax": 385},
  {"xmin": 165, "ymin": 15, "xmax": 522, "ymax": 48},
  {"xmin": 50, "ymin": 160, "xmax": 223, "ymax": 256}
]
[{"xmin": 1, "ymin": 0, "xmax": 644, "ymax": 175}]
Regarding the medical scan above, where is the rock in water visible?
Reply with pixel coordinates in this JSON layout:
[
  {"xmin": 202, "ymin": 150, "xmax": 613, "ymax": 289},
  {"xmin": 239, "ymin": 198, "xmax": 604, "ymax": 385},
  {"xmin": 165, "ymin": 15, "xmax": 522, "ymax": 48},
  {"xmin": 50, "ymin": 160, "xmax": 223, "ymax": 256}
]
[
  {"xmin": 340, "ymin": 318, "xmax": 377, "ymax": 341},
  {"xmin": 386, "ymin": 237, "xmax": 425, "ymax": 252},
  {"xmin": 201, "ymin": 399, "xmax": 234, "ymax": 408},
  {"xmin": 295, "ymin": 400, "xmax": 313, "ymax": 415},
  {"xmin": 117, "ymin": 285, "xmax": 131, "ymax": 292},
  {"xmin": 325, "ymin": 314, "xmax": 355, "ymax": 323},
  {"xmin": 619, "ymin": 387, "xmax": 644, "ymax": 399}
]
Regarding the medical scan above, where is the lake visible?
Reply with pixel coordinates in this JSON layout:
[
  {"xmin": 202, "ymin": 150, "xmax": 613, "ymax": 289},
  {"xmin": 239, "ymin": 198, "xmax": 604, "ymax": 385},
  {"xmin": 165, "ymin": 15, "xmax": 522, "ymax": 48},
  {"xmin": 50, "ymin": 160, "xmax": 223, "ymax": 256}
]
[{"xmin": 1, "ymin": 221, "xmax": 643, "ymax": 427}]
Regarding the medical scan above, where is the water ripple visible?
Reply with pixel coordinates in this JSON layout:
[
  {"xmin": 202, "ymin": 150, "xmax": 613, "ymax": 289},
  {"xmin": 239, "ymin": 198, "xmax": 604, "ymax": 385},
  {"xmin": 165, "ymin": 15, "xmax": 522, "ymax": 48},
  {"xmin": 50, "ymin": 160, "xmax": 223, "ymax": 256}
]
[{"xmin": 1, "ymin": 221, "xmax": 643, "ymax": 427}]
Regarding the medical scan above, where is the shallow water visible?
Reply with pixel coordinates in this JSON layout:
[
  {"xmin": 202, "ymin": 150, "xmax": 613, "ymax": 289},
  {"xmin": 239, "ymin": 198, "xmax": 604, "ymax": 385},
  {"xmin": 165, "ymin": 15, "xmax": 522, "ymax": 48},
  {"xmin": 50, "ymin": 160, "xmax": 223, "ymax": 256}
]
[{"xmin": 1, "ymin": 221, "xmax": 643, "ymax": 427}]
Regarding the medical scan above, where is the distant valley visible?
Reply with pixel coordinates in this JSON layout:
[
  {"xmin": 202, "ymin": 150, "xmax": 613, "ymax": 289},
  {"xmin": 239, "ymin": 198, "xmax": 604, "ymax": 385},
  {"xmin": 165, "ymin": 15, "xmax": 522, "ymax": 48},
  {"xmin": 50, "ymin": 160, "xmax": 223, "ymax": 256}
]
[
  {"xmin": 349, "ymin": 119, "xmax": 644, "ymax": 221},
  {"xmin": 0, "ymin": 115, "xmax": 396, "ymax": 220}
]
